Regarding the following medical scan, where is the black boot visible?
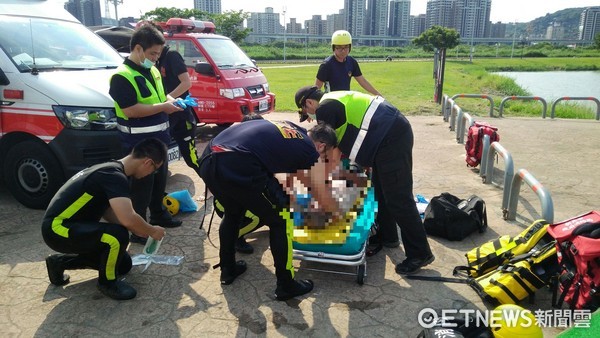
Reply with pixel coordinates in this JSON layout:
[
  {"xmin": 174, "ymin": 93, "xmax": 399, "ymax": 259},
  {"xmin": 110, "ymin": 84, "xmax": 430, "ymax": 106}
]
[
  {"xmin": 275, "ymin": 279, "xmax": 314, "ymax": 301},
  {"xmin": 220, "ymin": 260, "xmax": 247, "ymax": 285},
  {"xmin": 97, "ymin": 280, "xmax": 137, "ymax": 300},
  {"xmin": 45, "ymin": 254, "xmax": 71, "ymax": 286}
]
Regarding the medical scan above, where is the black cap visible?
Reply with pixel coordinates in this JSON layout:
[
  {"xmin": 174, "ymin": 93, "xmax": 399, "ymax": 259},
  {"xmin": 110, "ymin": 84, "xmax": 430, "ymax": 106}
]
[{"xmin": 295, "ymin": 85, "xmax": 319, "ymax": 108}]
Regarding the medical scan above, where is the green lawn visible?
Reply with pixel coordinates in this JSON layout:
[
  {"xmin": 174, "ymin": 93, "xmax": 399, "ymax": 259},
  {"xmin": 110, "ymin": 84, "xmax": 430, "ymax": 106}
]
[{"xmin": 260, "ymin": 57, "xmax": 600, "ymax": 119}]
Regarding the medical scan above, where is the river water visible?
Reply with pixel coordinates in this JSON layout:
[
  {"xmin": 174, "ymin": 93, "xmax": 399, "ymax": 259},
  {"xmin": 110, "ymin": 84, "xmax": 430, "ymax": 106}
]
[{"xmin": 493, "ymin": 71, "xmax": 600, "ymax": 110}]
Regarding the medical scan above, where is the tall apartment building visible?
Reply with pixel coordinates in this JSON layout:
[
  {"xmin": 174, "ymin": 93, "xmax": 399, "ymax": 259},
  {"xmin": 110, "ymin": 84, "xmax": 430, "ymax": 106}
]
[
  {"xmin": 454, "ymin": 0, "xmax": 491, "ymax": 38},
  {"xmin": 246, "ymin": 7, "xmax": 282, "ymax": 44},
  {"xmin": 366, "ymin": 0, "xmax": 389, "ymax": 38},
  {"xmin": 305, "ymin": 15, "xmax": 324, "ymax": 36},
  {"xmin": 389, "ymin": 0, "xmax": 411, "ymax": 37},
  {"xmin": 344, "ymin": 0, "xmax": 367, "ymax": 39},
  {"xmin": 490, "ymin": 21, "xmax": 507, "ymax": 38},
  {"xmin": 287, "ymin": 18, "xmax": 303, "ymax": 34},
  {"xmin": 425, "ymin": 0, "xmax": 456, "ymax": 29},
  {"xmin": 411, "ymin": 14, "xmax": 427, "ymax": 37},
  {"xmin": 325, "ymin": 10, "xmax": 346, "ymax": 36},
  {"xmin": 193, "ymin": 0, "xmax": 221, "ymax": 15},
  {"xmin": 579, "ymin": 6, "xmax": 600, "ymax": 41},
  {"xmin": 64, "ymin": 0, "xmax": 102, "ymax": 26}
]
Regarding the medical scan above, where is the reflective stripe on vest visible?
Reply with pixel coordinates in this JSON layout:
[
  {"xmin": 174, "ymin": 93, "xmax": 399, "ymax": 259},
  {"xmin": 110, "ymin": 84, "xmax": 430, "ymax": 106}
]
[
  {"xmin": 112, "ymin": 64, "xmax": 166, "ymax": 122},
  {"xmin": 350, "ymin": 96, "xmax": 384, "ymax": 161},
  {"xmin": 117, "ymin": 121, "xmax": 170, "ymax": 134}
]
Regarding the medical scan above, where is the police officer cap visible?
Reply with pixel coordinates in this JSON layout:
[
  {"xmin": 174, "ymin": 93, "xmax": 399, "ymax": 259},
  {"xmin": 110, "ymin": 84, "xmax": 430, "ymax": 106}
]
[{"xmin": 295, "ymin": 85, "xmax": 320, "ymax": 109}]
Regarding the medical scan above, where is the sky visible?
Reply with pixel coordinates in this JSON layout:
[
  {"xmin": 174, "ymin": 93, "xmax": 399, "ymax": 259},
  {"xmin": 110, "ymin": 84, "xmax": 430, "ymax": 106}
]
[{"xmin": 101, "ymin": 0, "xmax": 599, "ymax": 24}]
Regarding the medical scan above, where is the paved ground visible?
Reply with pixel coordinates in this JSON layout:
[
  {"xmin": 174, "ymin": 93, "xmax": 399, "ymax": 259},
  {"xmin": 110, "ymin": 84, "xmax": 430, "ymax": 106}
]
[{"xmin": 1, "ymin": 112, "xmax": 598, "ymax": 337}]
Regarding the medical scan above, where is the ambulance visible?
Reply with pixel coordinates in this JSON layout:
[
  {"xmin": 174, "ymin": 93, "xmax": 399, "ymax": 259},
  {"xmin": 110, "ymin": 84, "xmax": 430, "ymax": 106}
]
[{"xmin": 0, "ymin": 1, "xmax": 178, "ymax": 209}]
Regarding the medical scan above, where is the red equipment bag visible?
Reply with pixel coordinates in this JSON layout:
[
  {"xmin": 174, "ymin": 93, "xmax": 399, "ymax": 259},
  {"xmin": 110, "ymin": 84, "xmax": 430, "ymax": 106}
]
[
  {"xmin": 465, "ymin": 121, "xmax": 499, "ymax": 167},
  {"xmin": 548, "ymin": 211, "xmax": 600, "ymax": 310}
]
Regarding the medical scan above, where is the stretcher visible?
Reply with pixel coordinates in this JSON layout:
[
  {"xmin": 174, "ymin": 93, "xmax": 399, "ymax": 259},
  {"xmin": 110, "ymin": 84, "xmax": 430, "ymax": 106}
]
[{"xmin": 282, "ymin": 184, "xmax": 377, "ymax": 285}]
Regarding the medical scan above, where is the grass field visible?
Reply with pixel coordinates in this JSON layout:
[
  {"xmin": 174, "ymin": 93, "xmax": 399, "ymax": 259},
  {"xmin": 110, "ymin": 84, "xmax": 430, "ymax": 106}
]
[{"xmin": 260, "ymin": 57, "xmax": 600, "ymax": 119}]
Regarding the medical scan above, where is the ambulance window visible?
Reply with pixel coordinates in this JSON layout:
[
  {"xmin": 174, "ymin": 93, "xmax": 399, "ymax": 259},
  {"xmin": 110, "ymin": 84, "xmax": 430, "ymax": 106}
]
[{"xmin": 166, "ymin": 40, "xmax": 206, "ymax": 68}]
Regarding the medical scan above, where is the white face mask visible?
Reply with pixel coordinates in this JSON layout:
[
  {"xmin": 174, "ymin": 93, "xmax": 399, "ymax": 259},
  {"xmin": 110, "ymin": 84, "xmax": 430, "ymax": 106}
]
[
  {"xmin": 308, "ymin": 112, "xmax": 317, "ymax": 120},
  {"xmin": 138, "ymin": 49, "xmax": 154, "ymax": 69},
  {"xmin": 141, "ymin": 58, "xmax": 155, "ymax": 69}
]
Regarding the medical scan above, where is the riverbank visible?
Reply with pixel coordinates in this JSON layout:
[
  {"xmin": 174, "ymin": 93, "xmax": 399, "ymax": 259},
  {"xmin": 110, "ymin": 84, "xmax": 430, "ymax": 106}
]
[{"xmin": 261, "ymin": 57, "xmax": 600, "ymax": 118}]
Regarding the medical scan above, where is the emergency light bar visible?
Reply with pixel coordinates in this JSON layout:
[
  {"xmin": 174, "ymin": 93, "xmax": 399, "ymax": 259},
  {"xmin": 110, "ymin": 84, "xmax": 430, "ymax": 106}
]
[{"xmin": 164, "ymin": 18, "xmax": 216, "ymax": 34}]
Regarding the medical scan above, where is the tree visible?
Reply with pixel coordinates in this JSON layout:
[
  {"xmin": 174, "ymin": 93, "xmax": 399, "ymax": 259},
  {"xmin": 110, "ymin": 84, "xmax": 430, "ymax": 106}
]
[
  {"xmin": 141, "ymin": 7, "xmax": 209, "ymax": 22},
  {"xmin": 140, "ymin": 7, "xmax": 250, "ymax": 43},
  {"xmin": 412, "ymin": 25, "xmax": 460, "ymax": 52},
  {"xmin": 211, "ymin": 10, "xmax": 251, "ymax": 44},
  {"xmin": 413, "ymin": 26, "xmax": 460, "ymax": 104},
  {"xmin": 595, "ymin": 33, "xmax": 600, "ymax": 50}
]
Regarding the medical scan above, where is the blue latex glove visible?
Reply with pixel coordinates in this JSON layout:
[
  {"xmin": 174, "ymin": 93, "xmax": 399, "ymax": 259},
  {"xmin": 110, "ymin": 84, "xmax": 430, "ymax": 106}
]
[{"xmin": 174, "ymin": 94, "xmax": 198, "ymax": 109}]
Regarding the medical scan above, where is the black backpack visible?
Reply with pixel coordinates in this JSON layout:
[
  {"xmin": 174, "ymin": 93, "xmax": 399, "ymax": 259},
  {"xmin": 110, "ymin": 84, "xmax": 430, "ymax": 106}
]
[{"xmin": 423, "ymin": 193, "xmax": 487, "ymax": 241}]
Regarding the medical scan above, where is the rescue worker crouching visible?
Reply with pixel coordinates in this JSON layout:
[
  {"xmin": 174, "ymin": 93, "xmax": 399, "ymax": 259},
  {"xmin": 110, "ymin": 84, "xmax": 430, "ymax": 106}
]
[{"xmin": 42, "ymin": 138, "xmax": 167, "ymax": 300}]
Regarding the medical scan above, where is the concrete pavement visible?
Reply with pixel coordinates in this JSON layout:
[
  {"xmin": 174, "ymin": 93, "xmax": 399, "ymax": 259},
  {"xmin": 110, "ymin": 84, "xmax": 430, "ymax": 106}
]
[{"xmin": 0, "ymin": 112, "xmax": 598, "ymax": 337}]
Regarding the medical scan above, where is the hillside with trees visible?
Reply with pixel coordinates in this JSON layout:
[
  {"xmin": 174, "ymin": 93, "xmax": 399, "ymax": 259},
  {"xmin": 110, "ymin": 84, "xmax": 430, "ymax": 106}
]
[{"xmin": 525, "ymin": 7, "xmax": 586, "ymax": 39}]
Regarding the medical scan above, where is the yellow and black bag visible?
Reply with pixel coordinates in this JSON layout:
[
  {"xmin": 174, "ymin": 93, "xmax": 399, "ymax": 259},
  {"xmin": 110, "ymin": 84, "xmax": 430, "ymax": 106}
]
[
  {"xmin": 458, "ymin": 219, "xmax": 553, "ymax": 278},
  {"xmin": 408, "ymin": 219, "xmax": 559, "ymax": 306},
  {"xmin": 468, "ymin": 241, "xmax": 558, "ymax": 305}
]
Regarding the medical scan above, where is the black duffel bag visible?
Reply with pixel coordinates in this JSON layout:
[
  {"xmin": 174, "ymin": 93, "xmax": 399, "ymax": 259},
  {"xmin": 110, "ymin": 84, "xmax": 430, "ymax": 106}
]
[{"xmin": 423, "ymin": 192, "xmax": 487, "ymax": 241}]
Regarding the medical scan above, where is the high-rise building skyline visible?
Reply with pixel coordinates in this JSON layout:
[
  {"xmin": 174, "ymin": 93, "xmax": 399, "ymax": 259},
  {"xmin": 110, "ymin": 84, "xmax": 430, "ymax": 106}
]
[
  {"xmin": 425, "ymin": 0, "xmax": 455, "ymax": 30},
  {"xmin": 193, "ymin": 0, "xmax": 221, "ymax": 15},
  {"xmin": 366, "ymin": 0, "xmax": 390, "ymax": 37},
  {"xmin": 454, "ymin": 0, "xmax": 492, "ymax": 38},
  {"xmin": 578, "ymin": 6, "xmax": 600, "ymax": 40},
  {"xmin": 344, "ymin": 0, "xmax": 367, "ymax": 38},
  {"xmin": 389, "ymin": 0, "xmax": 412, "ymax": 37},
  {"xmin": 64, "ymin": 0, "xmax": 102, "ymax": 26},
  {"xmin": 246, "ymin": 7, "xmax": 282, "ymax": 44}
]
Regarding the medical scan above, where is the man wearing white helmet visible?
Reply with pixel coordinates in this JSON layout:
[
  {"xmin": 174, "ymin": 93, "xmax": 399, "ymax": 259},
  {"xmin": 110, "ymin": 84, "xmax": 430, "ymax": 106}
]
[{"xmin": 314, "ymin": 30, "xmax": 381, "ymax": 96}]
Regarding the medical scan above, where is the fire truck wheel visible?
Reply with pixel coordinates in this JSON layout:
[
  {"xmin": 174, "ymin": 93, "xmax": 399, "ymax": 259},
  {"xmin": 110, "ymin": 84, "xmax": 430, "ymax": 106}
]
[{"xmin": 3, "ymin": 140, "xmax": 65, "ymax": 209}]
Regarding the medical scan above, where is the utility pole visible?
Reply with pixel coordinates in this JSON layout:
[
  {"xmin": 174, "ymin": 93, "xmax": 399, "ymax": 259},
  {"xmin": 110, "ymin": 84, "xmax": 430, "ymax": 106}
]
[
  {"xmin": 105, "ymin": 0, "xmax": 123, "ymax": 23},
  {"xmin": 511, "ymin": 22, "xmax": 517, "ymax": 59},
  {"xmin": 282, "ymin": 6, "xmax": 287, "ymax": 63}
]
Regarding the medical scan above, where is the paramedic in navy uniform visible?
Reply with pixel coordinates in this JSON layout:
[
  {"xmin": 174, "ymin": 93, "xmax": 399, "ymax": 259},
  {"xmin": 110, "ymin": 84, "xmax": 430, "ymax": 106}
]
[
  {"xmin": 295, "ymin": 86, "xmax": 435, "ymax": 275},
  {"xmin": 42, "ymin": 138, "xmax": 167, "ymax": 300},
  {"xmin": 109, "ymin": 23, "xmax": 183, "ymax": 244},
  {"xmin": 198, "ymin": 119, "xmax": 338, "ymax": 300},
  {"xmin": 314, "ymin": 30, "xmax": 381, "ymax": 96}
]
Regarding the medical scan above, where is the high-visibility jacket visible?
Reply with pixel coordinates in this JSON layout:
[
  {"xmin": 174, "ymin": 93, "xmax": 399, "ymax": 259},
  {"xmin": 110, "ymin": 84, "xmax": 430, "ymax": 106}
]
[
  {"xmin": 320, "ymin": 91, "xmax": 396, "ymax": 166},
  {"xmin": 112, "ymin": 64, "xmax": 170, "ymax": 148}
]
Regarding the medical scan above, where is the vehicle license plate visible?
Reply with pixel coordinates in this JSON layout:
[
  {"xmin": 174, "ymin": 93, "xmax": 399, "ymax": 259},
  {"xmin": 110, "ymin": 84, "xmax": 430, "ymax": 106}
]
[
  {"xmin": 258, "ymin": 99, "xmax": 268, "ymax": 112},
  {"xmin": 167, "ymin": 145, "xmax": 180, "ymax": 164}
]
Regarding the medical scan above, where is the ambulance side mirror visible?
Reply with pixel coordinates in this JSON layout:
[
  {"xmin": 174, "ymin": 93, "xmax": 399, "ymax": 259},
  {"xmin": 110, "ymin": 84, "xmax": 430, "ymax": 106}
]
[{"xmin": 194, "ymin": 62, "xmax": 215, "ymax": 77}]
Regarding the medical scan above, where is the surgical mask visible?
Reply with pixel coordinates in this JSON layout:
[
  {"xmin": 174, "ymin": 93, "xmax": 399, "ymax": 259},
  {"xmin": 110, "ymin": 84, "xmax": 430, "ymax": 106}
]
[
  {"xmin": 308, "ymin": 112, "xmax": 317, "ymax": 120},
  {"xmin": 141, "ymin": 58, "xmax": 155, "ymax": 69},
  {"xmin": 138, "ymin": 49, "xmax": 154, "ymax": 69}
]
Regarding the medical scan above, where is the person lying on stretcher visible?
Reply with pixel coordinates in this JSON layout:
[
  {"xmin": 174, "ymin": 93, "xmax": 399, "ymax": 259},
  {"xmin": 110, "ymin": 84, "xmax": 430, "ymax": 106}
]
[{"xmin": 277, "ymin": 149, "xmax": 370, "ymax": 230}]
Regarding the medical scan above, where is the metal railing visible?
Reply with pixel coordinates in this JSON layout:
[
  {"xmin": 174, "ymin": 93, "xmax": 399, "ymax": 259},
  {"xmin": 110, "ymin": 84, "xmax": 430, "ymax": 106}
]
[
  {"xmin": 550, "ymin": 97, "xmax": 600, "ymax": 120},
  {"xmin": 480, "ymin": 138, "xmax": 515, "ymax": 215},
  {"xmin": 451, "ymin": 94, "xmax": 495, "ymax": 117},
  {"xmin": 456, "ymin": 110, "xmax": 475, "ymax": 144},
  {"xmin": 506, "ymin": 168, "xmax": 554, "ymax": 223},
  {"xmin": 499, "ymin": 96, "xmax": 548, "ymax": 118}
]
